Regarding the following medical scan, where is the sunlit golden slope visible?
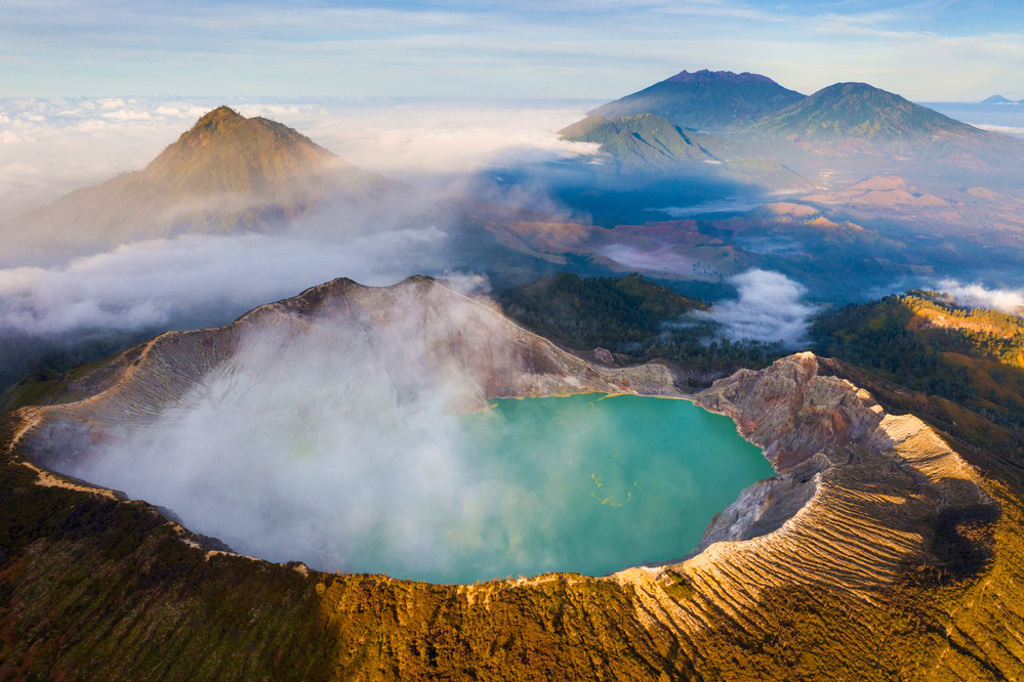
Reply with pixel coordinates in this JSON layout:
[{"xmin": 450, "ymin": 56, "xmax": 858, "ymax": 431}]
[{"xmin": 0, "ymin": 107, "xmax": 386, "ymax": 262}]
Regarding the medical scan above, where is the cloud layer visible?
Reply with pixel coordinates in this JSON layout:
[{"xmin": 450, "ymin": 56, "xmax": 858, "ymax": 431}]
[
  {"xmin": 693, "ymin": 269, "xmax": 818, "ymax": 347},
  {"xmin": 0, "ymin": 228, "xmax": 450, "ymax": 336},
  {"xmin": 0, "ymin": 97, "xmax": 599, "ymax": 222},
  {"xmin": 0, "ymin": 96, "xmax": 603, "ymax": 339},
  {"xmin": 937, "ymin": 279, "xmax": 1024, "ymax": 315}
]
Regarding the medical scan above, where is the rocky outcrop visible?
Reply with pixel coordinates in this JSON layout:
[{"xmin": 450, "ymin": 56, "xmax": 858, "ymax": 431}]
[
  {"xmin": 665, "ymin": 352, "xmax": 993, "ymax": 589},
  {"xmin": 0, "ymin": 281, "xmax": 1019, "ymax": 680}
]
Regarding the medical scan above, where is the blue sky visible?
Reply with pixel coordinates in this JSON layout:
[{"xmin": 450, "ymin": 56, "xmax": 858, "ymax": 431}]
[{"xmin": 2, "ymin": 0, "xmax": 1022, "ymax": 101}]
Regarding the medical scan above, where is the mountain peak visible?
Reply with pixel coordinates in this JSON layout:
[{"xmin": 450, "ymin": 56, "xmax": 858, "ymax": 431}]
[
  {"xmin": 818, "ymin": 82, "xmax": 889, "ymax": 97},
  {"xmin": 195, "ymin": 105, "xmax": 245, "ymax": 127},
  {"xmin": 1, "ymin": 107, "xmax": 384, "ymax": 261},
  {"xmin": 146, "ymin": 106, "xmax": 340, "ymax": 184},
  {"xmin": 665, "ymin": 69, "xmax": 777, "ymax": 86},
  {"xmin": 177, "ymin": 106, "xmax": 248, "ymax": 150},
  {"xmin": 751, "ymin": 81, "xmax": 981, "ymax": 143},
  {"xmin": 589, "ymin": 68, "xmax": 804, "ymax": 132}
]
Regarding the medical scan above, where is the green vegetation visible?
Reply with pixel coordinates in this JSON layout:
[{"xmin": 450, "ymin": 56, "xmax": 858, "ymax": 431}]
[
  {"xmin": 0, "ymin": 330, "xmax": 154, "ymax": 413},
  {"xmin": 751, "ymin": 82, "xmax": 978, "ymax": 142},
  {"xmin": 812, "ymin": 291, "xmax": 1024, "ymax": 431},
  {"xmin": 3, "ymin": 278, "xmax": 1024, "ymax": 679},
  {"xmin": 586, "ymin": 69, "xmax": 804, "ymax": 132},
  {"xmin": 498, "ymin": 272, "xmax": 783, "ymax": 373},
  {"xmin": 498, "ymin": 272, "xmax": 703, "ymax": 348},
  {"xmin": 559, "ymin": 113, "xmax": 728, "ymax": 172}
]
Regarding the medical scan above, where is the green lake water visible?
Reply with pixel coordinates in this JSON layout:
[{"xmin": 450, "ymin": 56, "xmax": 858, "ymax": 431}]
[{"xmin": 387, "ymin": 393, "xmax": 772, "ymax": 584}]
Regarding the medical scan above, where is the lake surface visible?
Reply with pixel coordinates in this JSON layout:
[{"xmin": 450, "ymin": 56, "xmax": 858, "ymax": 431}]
[
  {"xmin": 70, "ymin": 388, "xmax": 771, "ymax": 586},
  {"xmin": 392, "ymin": 393, "xmax": 771, "ymax": 583}
]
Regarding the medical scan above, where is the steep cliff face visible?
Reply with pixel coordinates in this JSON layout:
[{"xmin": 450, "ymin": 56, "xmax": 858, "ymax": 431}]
[{"xmin": 0, "ymin": 281, "xmax": 1021, "ymax": 680}]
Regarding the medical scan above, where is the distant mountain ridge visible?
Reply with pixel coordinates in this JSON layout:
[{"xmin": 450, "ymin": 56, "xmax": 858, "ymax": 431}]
[
  {"xmin": 563, "ymin": 71, "xmax": 1024, "ymax": 183},
  {"xmin": 558, "ymin": 112, "xmax": 727, "ymax": 170},
  {"xmin": 981, "ymin": 95, "xmax": 1018, "ymax": 104},
  {"xmin": 590, "ymin": 69, "xmax": 805, "ymax": 132},
  {"xmin": 752, "ymin": 82, "xmax": 983, "ymax": 141},
  {"xmin": 559, "ymin": 111, "xmax": 804, "ymax": 189},
  {"xmin": 0, "ymin": 106, "xmax": 384, "ymax": 263}
]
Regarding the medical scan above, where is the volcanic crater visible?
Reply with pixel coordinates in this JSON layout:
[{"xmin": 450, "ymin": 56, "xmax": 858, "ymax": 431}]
[{"xmin": 0, "ymin": 276, "xmax": 1014, "ymax": 680}]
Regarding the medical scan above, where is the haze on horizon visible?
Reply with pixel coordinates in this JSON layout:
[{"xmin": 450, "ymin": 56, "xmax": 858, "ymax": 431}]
[{"xmin": 2, "ymin": 0, "xmax": 1022, "ymax": 102}]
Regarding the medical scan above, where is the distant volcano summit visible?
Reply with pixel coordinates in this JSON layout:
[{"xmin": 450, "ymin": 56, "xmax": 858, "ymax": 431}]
[
  {"xmin": 590, "ymin": 69, "xmax": 805, "ymax": 132},
  {"xmin": 0, "ymin": 107, "xmax": 384, "ymax": 263},
  {"xmin": 752, "ymin": 82, "xmax": 983, "ymax": 142},
  {"xmin": 563, "ymin": 69, "xmax": 1024, "ymax": 182},
  {"xmin": 144, "ymin": 106, "xmax": 346, "ymax": 195}
]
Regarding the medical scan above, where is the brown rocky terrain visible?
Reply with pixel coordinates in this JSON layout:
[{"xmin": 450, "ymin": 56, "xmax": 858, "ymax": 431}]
[
  {"xmin": 803, "ymin": 175, "xmax": 951, "ymax": 208},
  {"xmin": 0, "ymin": 277, "xmax": 1021, "ymax": 679}
]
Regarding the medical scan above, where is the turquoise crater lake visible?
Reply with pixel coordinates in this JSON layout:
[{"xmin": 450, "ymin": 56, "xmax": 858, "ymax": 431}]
[
  {"xmin": 67, "ymin": 390, "xmax": 772, "ymax": 586},
  {"xmin": 390, "ymin": 393, "xmax": 772, "ymax": 584}
]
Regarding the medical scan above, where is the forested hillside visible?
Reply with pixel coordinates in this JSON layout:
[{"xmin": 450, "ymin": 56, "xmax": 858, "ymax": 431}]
[
  {"xmin": 497, "ymin": 273, "xmax": 782, "ymax": 371},
  {"xmin": 813, "ymin": 291, "xmax": 1024, "ymax": 431}
]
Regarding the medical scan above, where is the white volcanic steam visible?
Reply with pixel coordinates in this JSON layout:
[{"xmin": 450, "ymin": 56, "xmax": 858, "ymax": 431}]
[
  {"xmin": 694, "ymin": 269, "xmax": 818, "ymax": 347},
  {"xmin": 59, "ymin": 288, "xmax": 590, "ymax": 580}
]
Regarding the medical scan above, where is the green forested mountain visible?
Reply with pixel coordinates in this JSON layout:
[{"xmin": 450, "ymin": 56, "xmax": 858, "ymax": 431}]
[
  {"xmin": 589, "ymin": 69, "xmax": 804, "ymax": 132},
  {"xmin": 498, "ymin": 273, "xmax": 782, "ymax": 372},
  {"xmin": 558, "ymin": 113, "xmax": 727, "ymax": 170},
  {"xmin": 813, "ymin": 291, "xmax": 1024, "ymax": 432},
  {"xmin": 752, "ymin": 82, "xmax": 985, "ymax": 142},
  {"xmin": 562, "ymin": 74, "xmax": 1024, "ymax": 184},
  {"xmin": 558, "ymin": 112, "xmax": 804, "ymax": 186}
]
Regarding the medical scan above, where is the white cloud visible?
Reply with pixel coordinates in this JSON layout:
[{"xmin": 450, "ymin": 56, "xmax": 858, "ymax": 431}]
[
  {"xmin": 693, "ymin": 269, "xmax": 818, "ymax": 347},
  {"xmin": 972, "ymin": 123, "xmax": 1024, "ymax": 136},
  {"xmin": 0, "ymin": 97, "xmax": 599, "ymax": 221},
  {"xmin": 0, "ymin": 98, "xmax": 201, "ymax": 220},
  {"xmin": 0, "ymin": 227, "xmax": 450, "ymax": 336},
  {"xmin": 937, "ymin": 279, "xmax": 1024, "ymax": 315}
]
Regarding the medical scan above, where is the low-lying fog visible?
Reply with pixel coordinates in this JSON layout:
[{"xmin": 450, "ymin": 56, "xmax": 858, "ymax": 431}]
[{"xmin": 0, "ymin": 97, "xmax": 602, "ymax": 338}]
